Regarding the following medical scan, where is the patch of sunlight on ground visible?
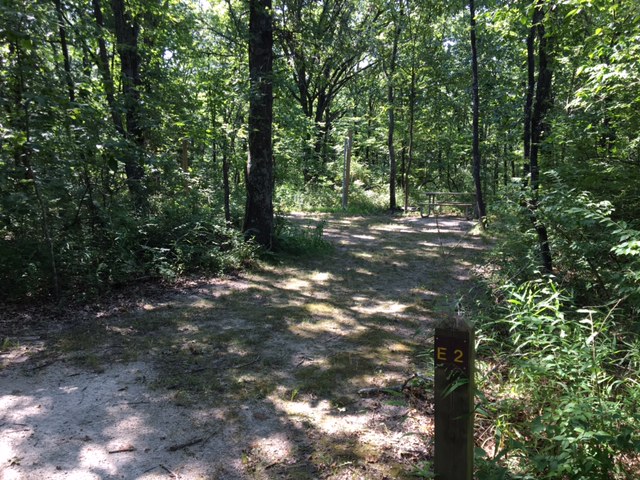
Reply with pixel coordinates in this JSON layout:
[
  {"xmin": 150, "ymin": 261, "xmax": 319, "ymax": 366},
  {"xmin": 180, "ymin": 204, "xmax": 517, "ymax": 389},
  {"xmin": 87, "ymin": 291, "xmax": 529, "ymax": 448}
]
[
  {"xmin": 289, "ymin": 318, "xmax": 365, "ymax": 339},
  {"xmin": 352, "ymin": 234, "xmax": 377, "ymax": 241},
  {"xmin": 79, "ymin": 444, "xmax": 116, "ymax": 475},
  {"xmin": 272, "ymin": 397, "xmax": 370, "ymax": 435},
  {"xmin": 0, "ymin": 436, "xmax": 17, "ymax": 469},
  {"xmin": 1, "ymin": 395, "xmax": 49, "ymax": 424},
  {"xmin": 305, "ymin": 302, "xmax": 339, "ymax": 316},
  {"xmin": 310, "ymin": 271, "xmax": 334, "ymax": 282},
  {"xmin": 279, "ymin": 278, "xmax": 311, "ymax": 291},
  {"xmin": 353, "ymin": 252, "xmax": 374, "ymax": 259},
  {"xmin": 370, "ymin": 223, "xmax": 414, "ymax": 233},
  {"xmin": 352, "ymin": 300, "xmax": 408, "ymax": 315},
  {"xmin": 354, "ymin": 268, "xmax": 374, "ymax": 276},
  {"xmin": 388, "ymin": 342, "xmax": 412, "ymax": 353},
  {"xmin": 189, "ymin": 297, "xmax": 216, "ymax": 308},
  {"xmin": 248, "ymin": 432, "xmax": 294, "ymax": 463}
]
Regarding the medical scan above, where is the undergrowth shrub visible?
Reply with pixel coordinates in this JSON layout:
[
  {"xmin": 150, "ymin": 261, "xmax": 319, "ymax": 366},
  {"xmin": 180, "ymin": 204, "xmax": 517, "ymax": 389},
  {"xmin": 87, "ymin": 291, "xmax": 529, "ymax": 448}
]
[
  {"xmin": 275, "ymin": 181, "xmax": 388, "ymax": 214},
  {"xmin": 0, "ymin": 195, "xmax": 255, "ymax": 302},
  {"xmin": 273, "ymin": 216, "xmax": 332, "ymax": 254},
  {"xmin": 476, "ymin": 280, "xmax": 640, "ymax": 479},
  {"xmin": 477, "ymin": 175, "xmax": 640, "ymax": 478},
  {"xmin": 488, "ymin": 176, "xmax": 640, "ymax": 315}
]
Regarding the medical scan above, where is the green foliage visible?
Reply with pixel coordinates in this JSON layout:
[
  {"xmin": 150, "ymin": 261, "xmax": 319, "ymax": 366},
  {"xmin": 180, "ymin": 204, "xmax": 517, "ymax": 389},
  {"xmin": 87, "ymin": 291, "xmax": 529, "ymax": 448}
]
[
  {"xmin": 488, "ymin": 178, "xmax": 640, "ymax": 312},
  {"xmin": 0, "ymin": 193, "xmax": 255, "ymax": 302},
  {"xmin": 273, "ymin": 216, "xmax": 332, "ymax": 255},
  {"xmin": 476, "ymin": 280, "xmax": 640, "ymax": 479},
  {"xmin": 276, "ymin": 181, "xmax": 388, "ymax": 215}
]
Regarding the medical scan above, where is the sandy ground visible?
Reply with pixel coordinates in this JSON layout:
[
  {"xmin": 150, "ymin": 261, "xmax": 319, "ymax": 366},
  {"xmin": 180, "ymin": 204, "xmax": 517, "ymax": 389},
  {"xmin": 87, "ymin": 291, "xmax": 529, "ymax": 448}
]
[{"xmin": 1, "ymin": 214, "xmax": 485, "ymax": 479}]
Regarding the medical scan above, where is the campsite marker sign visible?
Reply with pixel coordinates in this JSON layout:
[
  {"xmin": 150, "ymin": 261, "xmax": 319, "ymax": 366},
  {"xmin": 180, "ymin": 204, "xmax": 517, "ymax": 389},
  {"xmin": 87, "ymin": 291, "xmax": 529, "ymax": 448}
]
[{"xmin": 434, "ymin": 322, "xmax": 475, "ymax": 479}]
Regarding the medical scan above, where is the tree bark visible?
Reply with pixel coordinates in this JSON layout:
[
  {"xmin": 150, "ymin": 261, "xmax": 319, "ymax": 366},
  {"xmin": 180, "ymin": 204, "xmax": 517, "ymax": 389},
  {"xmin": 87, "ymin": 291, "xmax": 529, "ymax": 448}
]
[
  {"xmin": 53, "ymin": 0, "xmax": 75, "ymax": 103},
  {"xmin": 92, "ymin": 0, "xmax": 124, "ymax": 135},
  {"xmin": 243, "ymin": 0, "xmax": 274, "ymax": 248},
  {"xmin": 404, "ymin": 65, "xmax": 415, "ymax": 212},
  {"xmin": 111, "ymin": 0, "xmax": 146, "ymax": 207},
  {"xmin": 528, "ymin": 2, "xmax": 553, "ymax": 273},
  {"xmin": 387, "ymin": 22, "xmax": 400, "ymax": 211},
  {"xmin": 469, "ymin": 0, "xmax": 486, "ymax": 220}
]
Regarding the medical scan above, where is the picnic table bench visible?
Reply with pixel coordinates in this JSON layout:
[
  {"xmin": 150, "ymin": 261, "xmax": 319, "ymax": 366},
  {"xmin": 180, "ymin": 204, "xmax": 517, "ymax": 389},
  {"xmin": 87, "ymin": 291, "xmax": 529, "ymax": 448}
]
[{"xmin": 418, "ymin": 192, "xmax": 475, "ymax": 219}]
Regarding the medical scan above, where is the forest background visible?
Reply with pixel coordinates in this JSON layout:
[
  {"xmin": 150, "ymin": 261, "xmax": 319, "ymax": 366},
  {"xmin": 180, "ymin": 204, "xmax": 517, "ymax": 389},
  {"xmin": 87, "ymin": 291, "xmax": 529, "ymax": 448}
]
[{"xmin": 1, "ymin": 0, "xmax": 640, "ymax": 477}]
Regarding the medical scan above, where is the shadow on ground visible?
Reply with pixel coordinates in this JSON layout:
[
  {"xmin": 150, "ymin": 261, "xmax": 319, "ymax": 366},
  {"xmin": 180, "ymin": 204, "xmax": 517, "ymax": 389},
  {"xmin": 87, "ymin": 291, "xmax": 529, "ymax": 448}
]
[{"xmin": 0, "ymin": 214, "xmax": 487, "ymax": 479}]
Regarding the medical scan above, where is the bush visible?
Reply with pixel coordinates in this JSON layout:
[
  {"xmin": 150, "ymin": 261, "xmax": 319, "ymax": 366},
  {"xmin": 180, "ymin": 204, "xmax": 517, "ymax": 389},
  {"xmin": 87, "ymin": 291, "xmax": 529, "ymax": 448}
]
[
  {"xmin": 476, "ymin": 280, "xmax": 640, "ymax": 479},
  {"xmin": 273, "ymin": 216, "xmax": 332, "ymax": 255},
  {"xmin": 0, "ymin": 193, "xmax": 255, "ymax": 302}
]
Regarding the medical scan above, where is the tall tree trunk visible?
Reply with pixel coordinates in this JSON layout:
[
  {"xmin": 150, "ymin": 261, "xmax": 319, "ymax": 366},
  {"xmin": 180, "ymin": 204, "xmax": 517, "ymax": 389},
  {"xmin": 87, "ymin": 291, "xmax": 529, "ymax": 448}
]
[
  {"xmin": 53, "ymin": 0, "xmax": 75, "ymax": 103},
  {"xmin": 243, "ymin": 0, "xmax": 274, "ymax": 248},
  {"xmin": 111, "ymin": 0, "xmax": 146, "ymax": 207},
  {"xmin": 528, "ymin": 1, "xmax": 553, "ymax": 273},
  {"xmin": 469, "ymin": 0, "xmax": 486, "ymax": 220},
  {"xmin": 222, "ymin": 142, "xmax": 231, "ymax": 224},
  {"xmin": 523, "ymin": 14, "xmax": 537, "ymax": 180},
  {"xmin": 387, "ymin": 22, "xmax": 400, "ymax": 211},
  {"xmin": 92, "ymin": 0, "xmax": 123, "ymax": 134},
  {"xmin": 404, "ymin": 65, "xmax": 415, "ymax": 211}
]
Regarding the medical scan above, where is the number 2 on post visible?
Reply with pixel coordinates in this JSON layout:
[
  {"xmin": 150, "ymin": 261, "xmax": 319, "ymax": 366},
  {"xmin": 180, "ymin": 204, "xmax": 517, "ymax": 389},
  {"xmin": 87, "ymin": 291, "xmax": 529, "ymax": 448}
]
[{"xmin": 454, "ymin": 349, "xmax": 464, "ymax": 364}]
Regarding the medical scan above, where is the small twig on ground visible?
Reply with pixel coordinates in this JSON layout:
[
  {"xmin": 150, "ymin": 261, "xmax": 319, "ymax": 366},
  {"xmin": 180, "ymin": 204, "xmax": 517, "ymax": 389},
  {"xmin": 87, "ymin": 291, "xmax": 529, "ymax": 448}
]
[
  {"xmin": 108, "ymin": 445, "xmax": 136, "ymax": 454},
  {"xmin": 233, "ymin": 356, "xmax": 260, "ymax": 369},
  {"xmin": 160, "ymin": 463, "xmax": 179, "ymax": 479},
  {"xmin": 358, "ymin": 385, "xmax": 403, "ymax": 397},
  {"xmin": 31, "ymin": 359, "xmax": 56, "ymax": 371},
  {"xmin": 358, "ymin": 373, "xmax": 433, "ymax": 397},
  {"xmin": 167, "ymin": 437, "xmax": 203, "ymax": 452}
]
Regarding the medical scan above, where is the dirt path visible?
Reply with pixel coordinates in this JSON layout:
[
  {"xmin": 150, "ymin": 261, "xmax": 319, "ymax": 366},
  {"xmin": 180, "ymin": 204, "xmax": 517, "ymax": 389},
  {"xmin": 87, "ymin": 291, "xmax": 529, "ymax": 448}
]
[{"xmin": 1, "ymin": 214, "xmax": 486, "ymax": 480}]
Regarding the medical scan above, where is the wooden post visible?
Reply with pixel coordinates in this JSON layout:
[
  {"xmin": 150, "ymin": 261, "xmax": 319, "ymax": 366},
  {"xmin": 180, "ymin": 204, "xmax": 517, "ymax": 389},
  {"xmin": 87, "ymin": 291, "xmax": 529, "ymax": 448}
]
[
  {"xmin": 434, "ymin": 321, "xmax": 475, "ymax": 479},
  {"xmin": 341, "ymin": 130, "xmax": 353, "ymax": 210}
]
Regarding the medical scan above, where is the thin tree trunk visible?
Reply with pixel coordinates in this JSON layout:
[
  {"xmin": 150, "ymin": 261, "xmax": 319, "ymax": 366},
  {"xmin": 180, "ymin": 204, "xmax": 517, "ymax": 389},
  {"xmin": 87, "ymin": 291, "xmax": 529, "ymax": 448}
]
[
  {"xmin": 528, "ymin": 2, "xmax": 553, "ymax": 273},
  {"xmin": 92, "ymin": 0, "xmax": 123, "ymax": 134},
  {"xmin": 387, "ymin": 22, "xmax": 400, "ymax": 211},
  {"xmin": 342, "ymin": 130, "xmax": 353, "ymax": 209},
  {"xmin": 111, "ymin": 0, "xmax": 146, "ymax": 207},
  {"xmin": 53, "ymin": 0, "xmax": 75, "ymax": 103},
  {"xmin": 243, "ymin": 0, "xmax": 274, "ymax": 248},
  {"xmin": 470, "ymin": 0, "xmax": 486, "ymax": 220},
  {"xmin": 404, "ymin": 58, "xmax": 416, "ymax": 212},
  {"xmin": 523, "ymin": 10, "xmax": 539, "ymax": 180}
]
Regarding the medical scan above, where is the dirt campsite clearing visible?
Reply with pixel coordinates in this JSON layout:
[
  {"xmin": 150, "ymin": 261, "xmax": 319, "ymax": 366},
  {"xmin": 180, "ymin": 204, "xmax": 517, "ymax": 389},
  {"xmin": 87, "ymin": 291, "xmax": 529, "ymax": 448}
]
[{"xmin": 1, "ymin": 214, "xmax": 487, "ymax": 480}]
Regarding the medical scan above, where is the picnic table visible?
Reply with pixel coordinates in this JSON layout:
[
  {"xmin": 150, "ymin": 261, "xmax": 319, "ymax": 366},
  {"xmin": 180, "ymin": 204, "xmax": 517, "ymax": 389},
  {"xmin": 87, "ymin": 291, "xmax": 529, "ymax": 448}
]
[{"xmin": 418, "ymin": 192, "xmax": 475, "ymax": 220}]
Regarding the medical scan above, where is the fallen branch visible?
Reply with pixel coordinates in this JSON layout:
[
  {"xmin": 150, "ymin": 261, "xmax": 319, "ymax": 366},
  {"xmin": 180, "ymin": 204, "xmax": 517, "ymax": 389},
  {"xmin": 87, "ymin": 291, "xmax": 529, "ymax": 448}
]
[
  {"xmin": 357, "ymin": 373, "xmax": 433, "ymax": 397},
  {"xmin": 160, "ymin": 463, "xmax": 179, "ymax": 478},
  {"xmin": 233, "ymin": 356, "xmax": 260, "ymax": 369},
  {"xmin": 357, "ymin": 385, "xmax": 403, "ymax": 397},
  {"xmin": 167, "ymin": 437, "xmax": 203, "ymax": 452},
  {"xmin": 31, "ymin": 359, "xmax": 56, "ymax": 371},
  {"xmin": 108, "ymin": 445, "xmax": 136, "ymax": 454}
]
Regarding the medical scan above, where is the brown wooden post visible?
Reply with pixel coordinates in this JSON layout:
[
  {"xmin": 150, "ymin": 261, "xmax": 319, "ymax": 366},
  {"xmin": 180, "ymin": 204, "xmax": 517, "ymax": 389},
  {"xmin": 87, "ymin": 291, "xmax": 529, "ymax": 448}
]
[{"xmin": 434, "ymin": 320, "xmax": 475, "ymax": 479}]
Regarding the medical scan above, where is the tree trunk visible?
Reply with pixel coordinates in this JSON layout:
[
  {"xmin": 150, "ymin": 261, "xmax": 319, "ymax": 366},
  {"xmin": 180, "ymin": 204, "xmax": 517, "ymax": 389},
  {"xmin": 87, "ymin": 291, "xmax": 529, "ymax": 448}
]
[
  {"xmin": 53, "ymin": 0, "xmax": 75, "ymax": 103},
  {"xmin": 387, "ymin": 22, "xmax": 400, "ymax": 211},
  {"xmin": 404, "ymin": 62, "xmax": 416, "ymax": 212},
  {"xmin": 111, "ymin": 0, "xmax": 146, "ymax": 207},
  {"xmin": 523, "ymin": 25, "xmax": 535, "ymax": 180},
  {"xmin": 92, "ymin": 0, "xmax": 124, "ymax": 135},
  {"xmin": 469, "ymin": 0, "xmax": 486, "ymax": 220},
  {"xmin": 528, "ymin": 2, "xmax": 553, "ymax": 273},
  {"xmin": 342, "ymin": 130, "xmax": 353, "ymax": 209},
  {"xmin": 243, "ymin": 0, "xmax": 274, "ymax": 248}
]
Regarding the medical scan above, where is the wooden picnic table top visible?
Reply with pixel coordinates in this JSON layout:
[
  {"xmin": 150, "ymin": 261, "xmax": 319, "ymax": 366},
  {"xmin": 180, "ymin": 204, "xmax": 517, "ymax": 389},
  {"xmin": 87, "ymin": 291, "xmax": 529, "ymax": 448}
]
[{"xmin": 422, "ymin": 191, "xmax": 473, "ymax": 197}]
